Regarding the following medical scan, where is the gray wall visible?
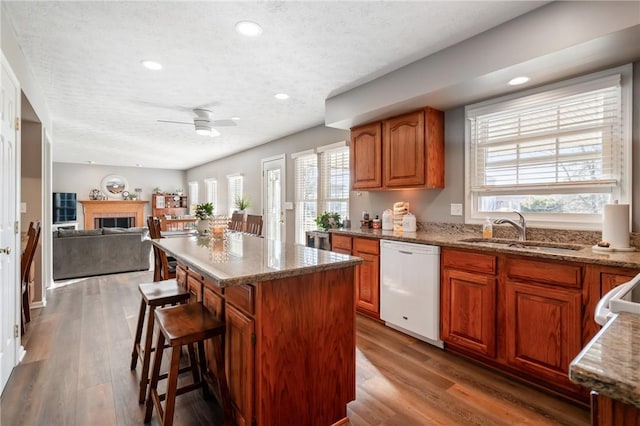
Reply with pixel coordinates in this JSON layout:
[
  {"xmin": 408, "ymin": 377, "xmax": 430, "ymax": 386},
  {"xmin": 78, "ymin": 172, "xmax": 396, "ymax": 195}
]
[
  {"xmin": 186, "ymin": 125, "xmax": 350, "ymax": 241},
  {"xmin": 52, "ymin": 163, "xmax": 186, "ymax": 229}
]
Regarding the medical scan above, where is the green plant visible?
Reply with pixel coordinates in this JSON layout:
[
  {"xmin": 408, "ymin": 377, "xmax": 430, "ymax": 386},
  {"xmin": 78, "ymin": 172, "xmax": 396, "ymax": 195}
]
[
  {"xmin": 195, "ymin": 202, "xmax": 214, "ymax": 220},
  {"xmin": 152, "ymin": 187, "xmax": 161, "ymax": 194},
  {"xmin": 315, "ymin": 211, "xmax": 343, "ymax": 231},
  {"xmin": 234, "ymin": 195, "xmax": 250, "ymax": 211}
]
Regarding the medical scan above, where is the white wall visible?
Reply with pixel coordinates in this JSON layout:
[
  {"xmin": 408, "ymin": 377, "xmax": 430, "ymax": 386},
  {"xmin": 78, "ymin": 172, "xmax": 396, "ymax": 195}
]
[
  {"xmin": 187, "ymin": 125, "xmax": 349, "ymax": 241},
  {"xmin": 53, "ymin": 163, "xmax": 186, "ymax": 229}
]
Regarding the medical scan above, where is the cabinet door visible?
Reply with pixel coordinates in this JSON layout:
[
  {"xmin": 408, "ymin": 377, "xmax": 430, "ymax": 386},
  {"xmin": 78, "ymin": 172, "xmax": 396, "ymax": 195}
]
[
  {"xmin": 226, "ymin": 304, "xmax": 255, "ymax": 426},
  {"xmin": 350, "ymin": 122, "xmax": 382, "ymax": 190},
  {"xmin": 353, "ymin": 238, "xmax": 380, "ymax": 318},
  {"xmin": 203, "ymin": 286, "xmax": 225, "ymax": 389},
  {"xmin": 504, "ymin": 280, "xmax": 582, "ymax": 392},
  {"xmin": 441, "ymin": 268, "xmax": 497, "ymax": 357},
  {"xmin": 424, "ymin": 107, "xmax": 445, "ymax": 188},
  {"xmin": 383, "ymin": 110, "xmax": 425, "ymax": 187}
]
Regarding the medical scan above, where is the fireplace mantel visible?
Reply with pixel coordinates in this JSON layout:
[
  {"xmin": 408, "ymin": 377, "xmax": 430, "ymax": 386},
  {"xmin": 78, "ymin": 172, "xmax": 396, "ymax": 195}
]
[{"xmin": 79, "ymin": 200, "xmax": 148, "ymax": 230}]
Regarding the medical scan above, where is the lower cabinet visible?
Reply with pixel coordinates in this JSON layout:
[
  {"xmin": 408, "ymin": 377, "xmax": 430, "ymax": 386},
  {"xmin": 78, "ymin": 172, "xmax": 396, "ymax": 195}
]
[
  {"xmin": 225, "ymin": 303, "xmax": 255, "ymax": 426},
  {"xmin": 591, "ymin": 391, "xmax": 640, "ymax": 426},
  {"xmin": 441, "ymin": 248, "xmax": 586, "ymax": 401},
  {"xmin": 441, "ymin": 268, "xmax": 496, "ymax": 357},
  {"xmin": 332, "ymin": 234, "xmax": 380, "ymax": 319}
]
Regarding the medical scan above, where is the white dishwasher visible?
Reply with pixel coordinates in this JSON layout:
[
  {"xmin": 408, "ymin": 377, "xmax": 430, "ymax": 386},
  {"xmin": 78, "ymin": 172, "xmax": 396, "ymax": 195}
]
[{"xmin": 380, "ymin": 239, "xmax": 442, "ymax": 348}]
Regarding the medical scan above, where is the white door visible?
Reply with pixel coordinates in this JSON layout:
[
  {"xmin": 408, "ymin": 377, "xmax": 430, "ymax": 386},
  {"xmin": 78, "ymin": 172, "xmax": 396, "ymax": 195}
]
[
  {"xmin": 261, "ymin": 156, "xmax": 285, "ymax": 241},
  {"xmin": 1, "ymin": 56, "xmax": 20, "ymax": 392}
]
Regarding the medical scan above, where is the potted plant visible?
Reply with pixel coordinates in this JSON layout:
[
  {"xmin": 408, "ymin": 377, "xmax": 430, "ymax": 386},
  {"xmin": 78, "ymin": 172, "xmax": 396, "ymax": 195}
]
[
  {"xmin": 195, "ymin": 202, "xmax": 214, "ymax": 234},
  {"xmin": 315, "ymin": 211, "xmax": 343, "ymax": 231},
  {"xmin": 234, "ymin": 195, "xmax": 250, "ymax": 213}
]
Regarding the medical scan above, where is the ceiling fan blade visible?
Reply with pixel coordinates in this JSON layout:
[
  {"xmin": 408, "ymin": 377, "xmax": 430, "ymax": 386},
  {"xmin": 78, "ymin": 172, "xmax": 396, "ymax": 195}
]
[
  {"xmin": 157, "ymin": 120, "xmax": 193, "ymax": 125},
  {"xmin": 210, "ymin": 119, "xmax": 237, "ymax": 127}
]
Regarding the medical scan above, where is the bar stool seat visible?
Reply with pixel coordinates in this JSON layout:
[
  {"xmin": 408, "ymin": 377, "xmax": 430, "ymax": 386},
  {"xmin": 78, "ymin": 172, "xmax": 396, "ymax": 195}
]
[
  {"xmin": 130, "ymin": 279, "xmax": 190, "ymax": 403},
  {"xmin": 144, "ymin": 302, "xmax": 233, "ymax": 426}
]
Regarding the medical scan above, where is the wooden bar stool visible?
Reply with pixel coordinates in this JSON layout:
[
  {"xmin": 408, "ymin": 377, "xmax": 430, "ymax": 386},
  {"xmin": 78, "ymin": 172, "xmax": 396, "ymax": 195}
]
[
  {"xmin": 130, "ymin": 280, "xmax": 190, "ymax": 403},
  {"xmin": 144, "ymin": 302, "xmax": 233, "ymax": 426}
]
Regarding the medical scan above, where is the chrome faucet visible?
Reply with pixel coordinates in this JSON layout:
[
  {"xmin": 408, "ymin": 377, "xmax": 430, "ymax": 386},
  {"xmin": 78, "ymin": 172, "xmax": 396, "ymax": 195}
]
[{"xmin": 494, "ymin": 211, "xmax": 527, "ymax": 241}]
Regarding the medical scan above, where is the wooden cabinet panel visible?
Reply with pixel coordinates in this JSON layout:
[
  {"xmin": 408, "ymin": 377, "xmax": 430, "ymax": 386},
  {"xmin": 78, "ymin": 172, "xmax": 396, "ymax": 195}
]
[
  {"xmin": 383, "ymin": 110, "xmax": 425, "ymax": 187},
  {"xmin": 226, "ymin": 304, "xmax": 255, "ymax": 426},
  {"xmin": 186, "ymin": 273, "xmax": 203, "ymax": 302},
  {"xmin": 176, "ymin": 263, "xmax": 187, "ymax": 290},
  {"xmin": 350, "ymin": 122, "xmax": 382, "ymax": 190},
  {"xmin": 353, "ymin": 237, "xmax": 380, "ymax": 318},
  {"xmin": 592, "ymin": 391, "xmax": 640, "ymax": 426},
  {"xmin": 441, "ymin": 268, "xmax": 497, "ymax": 357},
  {"xmin": 601, "ymin": 271, "xmax": 638, "ymax": 295},
  {"xmin": 424, "ymin": 107, "xmax": 445, "ymax": 188},
  {"xmin": 504, "ymin": 280, "xmax": 582, "ymax": 392},
  {"xmin": 226, "ymin": 284, "xmax": 255, "ymax": 316},
  {"xmin": 331, "ymin": 234, "xmax": 353, "ymax": 252},
  {"xmin": 442, "ymin": 248, "xmax": 496, "ymax": 274},
  {"xmin": 506, "ymin": 257, "xmax": 582, "ymax": 288}
]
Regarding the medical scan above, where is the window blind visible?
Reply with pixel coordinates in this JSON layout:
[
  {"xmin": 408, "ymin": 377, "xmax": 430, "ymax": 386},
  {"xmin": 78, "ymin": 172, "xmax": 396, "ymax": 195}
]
[
  {"xmin": 204, "ymin": 178, "xmax": 217, "ymax": 214},
  {"xmin": 468, "ymin": 75, "xmax": 622, "ymax": 193},
  {"xmin": 294, "ymin": 154, "xmax": 318, "ymax": 245},
  {"xmin": 227, "ymin": 175, "xmax": 243, "ymax": 216},
  {"xmin": 320, "ymin": 147, "xmax": 350, "ymax": 220}
]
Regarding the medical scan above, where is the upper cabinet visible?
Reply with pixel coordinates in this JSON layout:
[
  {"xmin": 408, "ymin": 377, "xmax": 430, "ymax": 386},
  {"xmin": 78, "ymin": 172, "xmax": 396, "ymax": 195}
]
[{"xmin": 350, "ymin": 107, "xmax": 444, "ymax": 190}]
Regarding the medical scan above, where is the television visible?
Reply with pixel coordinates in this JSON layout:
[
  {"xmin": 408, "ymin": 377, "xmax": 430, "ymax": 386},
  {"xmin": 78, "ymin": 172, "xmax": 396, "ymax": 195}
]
[{"xmin": 53, "ymin": 192, "xmax": 77, "ymax": 223}]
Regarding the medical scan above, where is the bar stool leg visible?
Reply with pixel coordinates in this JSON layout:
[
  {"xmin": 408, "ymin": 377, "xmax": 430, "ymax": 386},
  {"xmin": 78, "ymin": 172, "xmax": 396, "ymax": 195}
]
[
  {"xmin": 144, "ymin": 331, "xmax": 165, "ymax": 423},
  {"xmin": 162, "ymin": 345, "xmax": 182, "ymax": 426},
  {"xmin": 196, "ymin": 341, "xmax": 211, "ymax": 400},
  {"xmin": 130, "ymin": 298, "xmax": 147, "ymax": 370},
  {"xmin": 139, "ymin": 305, "xmax": 157, "ymax": 403}
]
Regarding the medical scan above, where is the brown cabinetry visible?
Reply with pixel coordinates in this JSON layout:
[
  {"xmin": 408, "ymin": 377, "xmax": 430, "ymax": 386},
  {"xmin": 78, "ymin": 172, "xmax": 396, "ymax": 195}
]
[
  {"xmin": 152, "ymin": 193, "xmax": 189, "ymax": 218},
  {"xmin": 225, "ymin": 303, "xmax": 255, "ymax": 426},
  {"xmin": 331, "ymin": 234, "xmax": 380, "ymax": 319},
  {"xmin": 350, "ymin": 122, "xmax": 382, "ymax": 190},
  {"xmin": 441, "ymin": 248, "xmax": 588, "ymax": 401},
  {"xmin": 350, "ymin": 107, "xmax": 444, "ymax": 191},
  {"xmin": 591, "ymin": 391, "xmax": 640, "ymax": 426}
]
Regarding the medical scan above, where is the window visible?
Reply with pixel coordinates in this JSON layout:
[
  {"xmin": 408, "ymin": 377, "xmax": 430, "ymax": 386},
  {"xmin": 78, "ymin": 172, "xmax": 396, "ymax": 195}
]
[
  {"xmin": 227, "ymin": 174, "xmax": 243, "ymax": 216},
  {"xmin": 465, "ymin": 65, "xmax": 631, "ymax": 230},
  {"xmin": 294, "ymin": 151, "xmax": 318, "ymax": 245},
  {"xmin": 293, "ymin": 142, "xmax": 350, "ymax": 245},
  {"xmin": 204, "ymin": 178, "xmax": 217, "ymax": 214},
  {"xmin": 188, "ymin": 181, "xmax": 198, "ymax": 215}
]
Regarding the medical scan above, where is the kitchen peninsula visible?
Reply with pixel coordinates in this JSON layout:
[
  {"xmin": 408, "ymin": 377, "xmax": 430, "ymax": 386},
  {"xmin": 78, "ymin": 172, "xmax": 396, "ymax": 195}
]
[{"xmin": 153, "ymin": 233, "xmax": 362, "ymax": 426}]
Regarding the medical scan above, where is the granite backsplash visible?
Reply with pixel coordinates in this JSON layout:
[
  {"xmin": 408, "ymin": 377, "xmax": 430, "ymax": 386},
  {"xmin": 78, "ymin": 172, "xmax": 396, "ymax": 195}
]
[{"xmin": 418, "ymin": 222, "xmax": 640, "ymax": 248}]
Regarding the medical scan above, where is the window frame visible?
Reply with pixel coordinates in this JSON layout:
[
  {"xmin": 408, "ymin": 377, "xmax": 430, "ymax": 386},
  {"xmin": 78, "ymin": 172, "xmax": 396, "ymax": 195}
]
[
  {"xmin": 227, "ymin": 174, "xmax": 244, "ymax": 217},
  {"xmin": 464, "ymin": 64, "xmax": 632, "ymax": 230},
  {"xmin": 204, "ymin": 178, "xmax": 217, "ymax": 215}
]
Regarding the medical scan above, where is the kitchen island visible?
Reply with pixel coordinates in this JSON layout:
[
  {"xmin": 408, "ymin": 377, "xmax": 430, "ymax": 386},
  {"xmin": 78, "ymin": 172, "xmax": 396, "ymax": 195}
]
[{"xmin": 153, "ymin": 233, "xmax": 362, "ymax": 426}]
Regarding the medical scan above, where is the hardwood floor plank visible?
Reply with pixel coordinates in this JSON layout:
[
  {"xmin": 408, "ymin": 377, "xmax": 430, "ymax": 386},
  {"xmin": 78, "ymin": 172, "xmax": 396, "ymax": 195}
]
[{"xmin": 2, "ymin": 271, "xmax": 589, "ymax": 426}]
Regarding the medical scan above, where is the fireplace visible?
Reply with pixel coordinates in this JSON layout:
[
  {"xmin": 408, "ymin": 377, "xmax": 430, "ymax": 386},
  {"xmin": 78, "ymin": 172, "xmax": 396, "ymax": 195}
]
[
  {"xmin": 79, "ymin": 200, "xmax": 148, "ymax": 230},
  {"xmin": 95, "ymin": 217, "xmax": 135, "ymax": 228}
]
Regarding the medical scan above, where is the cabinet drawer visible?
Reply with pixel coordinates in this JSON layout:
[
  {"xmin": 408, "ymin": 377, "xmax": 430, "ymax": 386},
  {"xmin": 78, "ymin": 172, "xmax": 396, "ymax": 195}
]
[
  {"xmin": 226, "ymin": 284, "xmax": 255, "ymax": 316},
  {"xmin": 506, "ymin": 257, "xmax": 582, "ymax": 289},
  {"xmin": 332, "ymin": 234, "xmax": 352, "ymax": 252},
  {"xmin": 353, "ymin": 237, "xmax": 379, "ymax": 255},
  {"xmin": 176, "ymin": 262, "xmax": 187, "ymax": 290},
  {"xmin": 442, "ymin": 249, "xmax": 496, "ymax": 275},
  {"xmin": 186, "ymin": 272, "xmax": 203, "ymax": 302}
]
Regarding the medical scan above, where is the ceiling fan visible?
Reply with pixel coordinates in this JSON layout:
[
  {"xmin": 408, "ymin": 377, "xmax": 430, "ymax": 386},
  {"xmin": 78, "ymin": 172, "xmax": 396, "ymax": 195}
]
[{"xmin": 157, "ymin": 108, "xmax": 236, "ymax": 137}]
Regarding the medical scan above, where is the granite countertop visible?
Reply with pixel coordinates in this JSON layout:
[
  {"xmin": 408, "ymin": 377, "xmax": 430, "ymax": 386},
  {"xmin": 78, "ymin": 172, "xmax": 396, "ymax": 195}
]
[
  {"xmin": 154, "ymin": 232, "xmax": 362, "ymax": 287},
  {"xmin": 331, "ymin": 228, "xmax": 640, "ymax": 269},
  {"xmin": 569, "ymin": 312, "xmax": 640, "ymax": 409}
]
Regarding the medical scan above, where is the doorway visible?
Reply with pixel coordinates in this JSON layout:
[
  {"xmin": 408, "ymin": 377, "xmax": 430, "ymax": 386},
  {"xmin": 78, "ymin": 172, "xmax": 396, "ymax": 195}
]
[
  {"xmin": 261, "ymin": 155, "xmax": 285, "ymax": 242},
  {"xmin": 1, "ymin": 55, "xmax": 21, "ymax": 393}
]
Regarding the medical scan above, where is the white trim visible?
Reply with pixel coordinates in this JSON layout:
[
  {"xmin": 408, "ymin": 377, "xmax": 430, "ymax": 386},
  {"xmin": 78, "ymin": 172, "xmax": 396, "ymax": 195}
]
[
  {"xmin": 316, "ymin": 140, "xmax": 347, "ymax": 153},
  {"xmin": 226, "ymin": 172, "xmax": 243, "ymax": 178},
  {"xmin": 290, "ymin": 148, "xmax": 315, "ymax": 159},
  {"xmin": 261, "ymin": 153, "xmax": 285, "ymax": 163}
]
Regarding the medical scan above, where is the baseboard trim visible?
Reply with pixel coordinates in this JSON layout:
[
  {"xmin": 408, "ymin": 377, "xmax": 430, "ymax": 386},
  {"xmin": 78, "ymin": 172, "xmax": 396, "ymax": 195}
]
[
  {"xmin": 30, "ymin": 300, "xmax": 46, "ymax": 309},
  {"xmin": 18, "ymin": 345, "xmax": 26, "ymax": 363}
]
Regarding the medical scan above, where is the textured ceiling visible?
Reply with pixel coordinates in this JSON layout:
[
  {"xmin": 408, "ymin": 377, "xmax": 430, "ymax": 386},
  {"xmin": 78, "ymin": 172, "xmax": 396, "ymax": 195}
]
[{"xmin": 4, "ymin": 1, "xmax": 545, "ymax": 170}]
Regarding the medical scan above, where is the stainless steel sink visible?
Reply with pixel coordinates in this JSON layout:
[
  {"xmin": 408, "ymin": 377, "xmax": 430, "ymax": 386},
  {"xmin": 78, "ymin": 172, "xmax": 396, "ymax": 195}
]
[{"xmin": 459, "ymin": 238, "xmax": 583, "ymax": 254}]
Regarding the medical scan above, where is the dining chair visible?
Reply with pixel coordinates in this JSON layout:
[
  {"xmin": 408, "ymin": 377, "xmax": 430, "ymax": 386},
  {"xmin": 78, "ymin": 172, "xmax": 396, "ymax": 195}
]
[
  {"xmin": 147, "ymin": 217, "xmax": 177, "ymax": 282},
  {"xmin": 228, "ymin": 212, "xmax": 245, "ymax": 232},
  {"xmin": 21, "ymin": 221, "xmax": 41, "ymax": 331},
  {"xmin": 245, "ymin": 215, "xmax": 263, "ymax": 237}
]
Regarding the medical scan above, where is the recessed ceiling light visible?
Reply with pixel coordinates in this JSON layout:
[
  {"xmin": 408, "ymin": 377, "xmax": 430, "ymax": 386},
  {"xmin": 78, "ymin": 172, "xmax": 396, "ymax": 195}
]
[
  {"xmin": 231, "ymin": 116, "xmax": 240, "ymax": 121},
  {"xmin": 141, "ymin": 60, "xmax": 163, "ymax": 71},
  {"xmin": 235, "ymin": 21, "xmax": 263, "ymax": 37},
  {"xmin": 508, "ymin": 76, "xmax": 530, "ymax": 86},
  {"xmin": 274, "ymin": 93, "xmax": 289, "ymax": 100}
]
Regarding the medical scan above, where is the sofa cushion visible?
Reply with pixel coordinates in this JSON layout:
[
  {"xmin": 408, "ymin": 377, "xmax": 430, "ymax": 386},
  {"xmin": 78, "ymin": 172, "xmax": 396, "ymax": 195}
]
[{"xmin": 58, "ymin": 228, "xmax": 103, "ymax": 237}]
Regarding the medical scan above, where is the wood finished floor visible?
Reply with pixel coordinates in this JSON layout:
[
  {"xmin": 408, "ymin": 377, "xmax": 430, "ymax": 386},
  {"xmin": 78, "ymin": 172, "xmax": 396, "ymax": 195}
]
[{"xmin": 1, "ymin": 271, "xmax": 589, "ymax": 426}]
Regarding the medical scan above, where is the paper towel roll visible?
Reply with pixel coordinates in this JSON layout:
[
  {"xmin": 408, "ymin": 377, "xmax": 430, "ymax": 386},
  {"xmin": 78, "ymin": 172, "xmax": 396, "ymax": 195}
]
[{"xmin": 602, "ymin": 203, "xmax": 630, "ymax": 249}]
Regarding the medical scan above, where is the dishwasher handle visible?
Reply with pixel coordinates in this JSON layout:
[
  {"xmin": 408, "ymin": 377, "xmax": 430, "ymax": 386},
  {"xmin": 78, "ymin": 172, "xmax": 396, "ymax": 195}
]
[{"xmin": 399, "ymin": 250, "xmax": 413, "ymax": 255}]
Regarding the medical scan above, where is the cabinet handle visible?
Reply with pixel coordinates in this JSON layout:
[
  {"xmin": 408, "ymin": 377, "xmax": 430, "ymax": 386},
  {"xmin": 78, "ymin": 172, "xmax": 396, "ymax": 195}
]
[
  {"xmin": 399, "ymin": 250, "xmax": 413, "ymax": 255},
  {"xmin": 0, "ymin": 247, "xmax": 11, "ymax": 255}
]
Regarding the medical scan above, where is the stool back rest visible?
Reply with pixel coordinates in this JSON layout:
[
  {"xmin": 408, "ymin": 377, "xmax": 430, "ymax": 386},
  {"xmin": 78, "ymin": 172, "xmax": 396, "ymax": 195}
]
[
  {"xmin": 228, "ymin": 212, "xmax": 245, "ymax": 232},
  {"xmin": 21, "ymin": 221, "xmax": 41, "ymax": 286},
  {"xmin": 147, "ymin": 216, "xmax": 172, "ymax": 281}
]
